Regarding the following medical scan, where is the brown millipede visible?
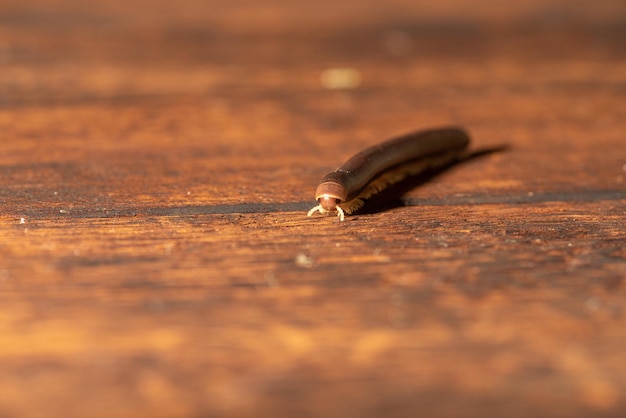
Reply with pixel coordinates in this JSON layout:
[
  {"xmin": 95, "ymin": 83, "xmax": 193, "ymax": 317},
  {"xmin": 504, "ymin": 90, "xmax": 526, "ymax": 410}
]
[{"xmin": 307, "ymin": 127, "xmax": 470, "ymax": 221}]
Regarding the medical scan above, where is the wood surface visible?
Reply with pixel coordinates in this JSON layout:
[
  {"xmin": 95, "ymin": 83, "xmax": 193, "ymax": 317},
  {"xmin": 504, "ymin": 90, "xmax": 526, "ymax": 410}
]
[{"xmin": 1, "ymin": 0, "xmax": 625, "ymax": 417}]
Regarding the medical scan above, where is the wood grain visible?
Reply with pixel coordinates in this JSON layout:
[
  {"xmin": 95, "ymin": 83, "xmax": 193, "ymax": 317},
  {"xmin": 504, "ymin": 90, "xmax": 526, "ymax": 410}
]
[{"xmin": 1, "ymin": 0, "xmax": 625, "ymax": 417}]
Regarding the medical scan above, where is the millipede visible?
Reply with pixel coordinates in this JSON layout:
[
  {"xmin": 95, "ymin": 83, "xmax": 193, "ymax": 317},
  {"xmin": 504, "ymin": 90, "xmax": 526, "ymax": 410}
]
[{"xmin": 307, "ymin": 127, "xmax": 470, "ymax": 221}]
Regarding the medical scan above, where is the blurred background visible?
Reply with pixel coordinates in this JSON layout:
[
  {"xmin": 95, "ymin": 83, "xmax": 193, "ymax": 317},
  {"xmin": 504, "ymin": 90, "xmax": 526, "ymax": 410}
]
[{"xmin": 3, "ymin": 0, "xmax": 624, "ymax": 106}]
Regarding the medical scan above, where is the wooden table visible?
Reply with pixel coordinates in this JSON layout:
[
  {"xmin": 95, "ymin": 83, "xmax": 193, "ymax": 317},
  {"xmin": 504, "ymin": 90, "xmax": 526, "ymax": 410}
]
[{"xmin": 1, "ymin": 0, "xmax": 625, "ymax": 416}]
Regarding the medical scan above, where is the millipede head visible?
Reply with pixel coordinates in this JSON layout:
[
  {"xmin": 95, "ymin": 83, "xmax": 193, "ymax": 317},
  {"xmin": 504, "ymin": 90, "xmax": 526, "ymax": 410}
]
[{"xmin": 315, "ymin": 181, "xmax": 347, "ymax": 212}]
